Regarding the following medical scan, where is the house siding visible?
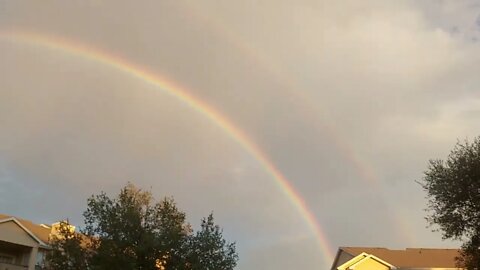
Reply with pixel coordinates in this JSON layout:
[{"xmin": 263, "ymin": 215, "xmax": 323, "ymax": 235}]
[
  {"xmin": 0, "ymin": 221, "xmax": 38, "ymax": 248},
  {"xmin": 353, "ymin": 258, "xmax": 391, "ymax": 270}
]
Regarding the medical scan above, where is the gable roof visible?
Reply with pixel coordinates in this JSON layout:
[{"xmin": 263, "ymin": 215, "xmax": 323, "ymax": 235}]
[
  {"xmin": 338, "ymin": 252, "xmax": 396, "ymax": 270},
  {"xmin": 340, "ymin": 247, "xmax": 460, "ymax": 268},
  {"xmin": 0, "ymin": 213, "xmax": 51, "ymax": 246}
]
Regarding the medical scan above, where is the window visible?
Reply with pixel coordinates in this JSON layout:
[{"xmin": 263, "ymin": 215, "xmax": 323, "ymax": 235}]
[{"xmin": 0, "ymin": 254, "xmax": 14, "ymax": 264}]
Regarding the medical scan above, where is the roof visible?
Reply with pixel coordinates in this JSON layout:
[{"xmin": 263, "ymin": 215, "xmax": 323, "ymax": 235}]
[
  {"xmin": 340, "ymin": 247, "xmax": 460, "ymax": 268},
  {"xmin": 0, "ymin": 213, "xmax": 51, "ymax": 244},
  {"xmin": 338, "ymin": 252, "xmax": 396, "ymax": 270}
]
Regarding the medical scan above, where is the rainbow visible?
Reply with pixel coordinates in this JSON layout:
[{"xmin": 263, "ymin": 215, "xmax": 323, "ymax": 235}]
[
  {"xmin": 179, "ymin": 1, "xmax": 382, "ymax": 186},
  {"xmin": 177, "ymin": 2, "xmax": 419, "ymax": 247},
  {"xmin": 0, "ymin": 30, "xmax": 336, "ymax": 266}
]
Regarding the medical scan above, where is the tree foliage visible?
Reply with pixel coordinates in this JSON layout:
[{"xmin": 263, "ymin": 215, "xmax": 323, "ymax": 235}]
[
  {"xmin": 46, "ymin": 183, "xmax": 238, "ymax": 270},
  {"xmin": 46, "ymin": 221, "xmax": 89, "ymax": 270},
  {"xmin": 184, "ymin": 214, "xmax": 238, "ymax": 270},
  {"xmin": 421, "ymin": 137, "xmax": 480, "ymax": 269}
]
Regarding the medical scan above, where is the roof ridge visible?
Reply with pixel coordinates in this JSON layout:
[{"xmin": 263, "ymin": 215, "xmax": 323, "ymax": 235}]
[
  {"xmin": 0, "ymin": 213, "xmax": 53, "ymax": 245},
  {"xmin": 342, "ymin": 246, "xmax": 388, "ymax": 249},
  {"xmin": 0, "ymin": 213, "xmax": 53, "ymax": 227},
  {"xmin": 337, "ymin": 246, "xmax": 461, "ymax": 268},
  {"xmin": 343, "ymin": 246, "xmax": 460, "ymax": 251},
  {"xmin": 406, "ymin": 247, "xmax": 460, "ymax": 250}
]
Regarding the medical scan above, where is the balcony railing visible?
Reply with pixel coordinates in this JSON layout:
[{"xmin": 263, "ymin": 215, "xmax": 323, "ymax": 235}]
[{"xmin": 0, "ymin": 262, "xmax": 28, "ymax": 270}]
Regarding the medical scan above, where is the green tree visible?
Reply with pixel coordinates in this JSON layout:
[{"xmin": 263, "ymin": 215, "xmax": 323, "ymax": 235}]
[
  {"xmin": 45, "ymin": 221, "xmax": 89, "ymax": 270},
  {"xmin": 420, "ymin": 137, "xmax": 480, "ymax": 269},
  {"xmin": 46, "ymin": 183, "xmax": 238, "ymax": 270},
  {"xmin": 184, "ymin": 214, "xmax": 238, "ymax": 270}
]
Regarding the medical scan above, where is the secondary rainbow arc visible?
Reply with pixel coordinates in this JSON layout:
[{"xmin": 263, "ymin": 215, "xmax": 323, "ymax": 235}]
[
  {"xmin": 177, "ymin": 3, "xmax": 418, "ymax": 247},
  {"xmin": 0, "ymin": 30, "xmax": 335, "ymax": 267}
]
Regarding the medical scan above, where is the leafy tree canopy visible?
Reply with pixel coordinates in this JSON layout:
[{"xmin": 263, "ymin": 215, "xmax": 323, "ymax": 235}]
[
  {"xmin": 46, "ymin": 183, "xmax": 238, "ymax": 270},
  {"xmin": 421, "ymin": 137, "xmax": 480, "ymax": 269}
]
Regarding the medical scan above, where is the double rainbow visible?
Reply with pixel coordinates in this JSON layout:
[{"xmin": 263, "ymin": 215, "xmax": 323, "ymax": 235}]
[{"xmin": 0, "ymin": 30, "xmax": 335, "ymax": 267}]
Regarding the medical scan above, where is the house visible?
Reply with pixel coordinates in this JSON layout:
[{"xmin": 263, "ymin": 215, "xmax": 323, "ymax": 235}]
[
  {"xmin": 0, "ymin": 213, "xmax": 63, "ymax": 270},
  {"xmin": 331, "ymin": 247, "xmax": 461, "ymax": 270}
]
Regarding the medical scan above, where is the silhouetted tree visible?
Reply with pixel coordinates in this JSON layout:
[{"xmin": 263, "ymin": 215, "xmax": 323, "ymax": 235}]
[
  {"xmin": 46, "ymin": 183, "xmax": 238, "ymax": 270},
  {"xmin": 45, "ymin": 221, "xmax": 89, "ymax": 270},
  {"xmin": 420, "ymin": 137, "xmax": 480, "ymax": 269},
  {"xmin": 184, "ymin": 214, "xmax": 238, "ymax": 270}
]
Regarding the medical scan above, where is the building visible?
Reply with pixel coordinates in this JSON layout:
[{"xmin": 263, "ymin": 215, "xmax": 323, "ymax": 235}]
[
  {"xmin": 0, "ymin": 213, "xmax": 60, "ymax": 270},
  {"xmin": 331, "ymin": 247, "xmax": 461, "ymax": 270}
]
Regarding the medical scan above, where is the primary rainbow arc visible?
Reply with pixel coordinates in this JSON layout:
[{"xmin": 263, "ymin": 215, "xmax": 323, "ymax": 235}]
[{"xmin": 0, "ymin": 30, "xmax": 335, "ymax": 267}]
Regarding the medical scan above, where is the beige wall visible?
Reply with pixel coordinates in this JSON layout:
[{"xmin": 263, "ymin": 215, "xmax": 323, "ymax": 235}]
[
  {"xmin": 0, "ymin": 262, "xmax": 28, "ymax": 270},
  {"xmin": 353, "ymin": 258, "xmax": 391, "ymax": 270},
  {"xmin": 0, "ymin": 221, "xmax": 38, "ymax": 248},
  {"xmin": 0, "ymin": 220, "xmax": 49, "ymax": 270},
  {"xmin": 0, "ymin": 249, "xmax": 29, "ymax": 266},
  {"xmin": 335, "ymin": 253, "xmax": 394, "ymax": 270}
]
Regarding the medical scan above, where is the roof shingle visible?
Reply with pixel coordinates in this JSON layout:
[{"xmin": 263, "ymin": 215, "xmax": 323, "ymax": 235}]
[
  {"xmin": 0, "ymin": 213, "xmax": 51, "ymax": 244},
  {"xmin": 341, "ymin": 247, "xmax": 460, "ymax": 268}
]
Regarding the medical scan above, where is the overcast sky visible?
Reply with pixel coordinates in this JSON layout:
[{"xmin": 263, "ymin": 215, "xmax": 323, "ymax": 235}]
[{"xmin": 2, "ymin": 1, "xmax": 480, "ymax": 269}]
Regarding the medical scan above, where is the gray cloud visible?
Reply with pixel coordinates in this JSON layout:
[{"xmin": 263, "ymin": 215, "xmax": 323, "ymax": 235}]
[{"xmin": 1, "ymin": 0, "xmax": 480, "ymax": 269}]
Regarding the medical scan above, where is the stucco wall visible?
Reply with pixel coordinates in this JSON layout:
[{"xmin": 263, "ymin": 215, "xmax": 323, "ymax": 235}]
[
  {"xmin": 0, "ymin": 221, "xmax": 38, "ymax": 247},
  {"xmin": 353, "ymin": 258, "xmax": 391, "ymax": 270}
]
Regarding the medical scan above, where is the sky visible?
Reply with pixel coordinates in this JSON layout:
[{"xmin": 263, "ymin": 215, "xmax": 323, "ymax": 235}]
[{"xmin": 1, "ymin": 0, "xmax": 480, "ymax": 269}]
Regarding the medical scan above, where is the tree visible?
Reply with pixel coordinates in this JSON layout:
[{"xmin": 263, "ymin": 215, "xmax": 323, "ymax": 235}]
[
  {"xmin": 45, "ymin": 221, "xmax": 89, "ymax": 270},
  {"xmin": 184, "ymin": 214, "xmax": 238, "ymax": 270},
  {"xmin": 420, "ymin": 137, "xmax": 480, "ymax": 269},
  {"xmin": 46, "ymin": 183, "xmax": 238, "ymax": 270}
]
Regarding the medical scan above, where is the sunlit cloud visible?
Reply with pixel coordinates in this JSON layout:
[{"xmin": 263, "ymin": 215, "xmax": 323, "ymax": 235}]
[{"xmin": 1, "ymin": 0, "xmax": 479, "ymax": 269}]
